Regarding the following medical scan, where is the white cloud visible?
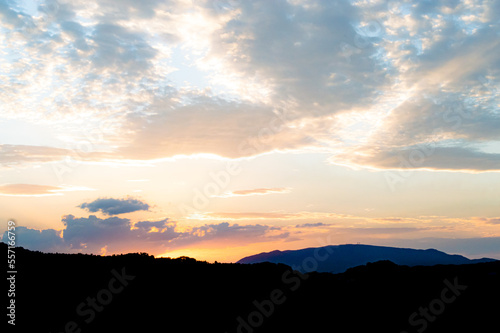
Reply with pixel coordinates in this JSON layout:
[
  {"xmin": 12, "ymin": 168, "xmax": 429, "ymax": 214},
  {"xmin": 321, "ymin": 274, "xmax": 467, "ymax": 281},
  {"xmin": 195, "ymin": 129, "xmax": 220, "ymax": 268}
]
[{"xmin": 1, "ymin": 0, "xmax": 499, "ymax": 171}]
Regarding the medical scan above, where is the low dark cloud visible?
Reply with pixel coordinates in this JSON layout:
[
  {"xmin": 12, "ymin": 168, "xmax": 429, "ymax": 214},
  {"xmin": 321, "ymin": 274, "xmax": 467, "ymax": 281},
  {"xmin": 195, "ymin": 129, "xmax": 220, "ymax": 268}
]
[
  {"xmin": 60, "ymin": 215, "xmax": 180, "ymax": 251},
  {"xmin": 1, "ymin": 226, "xmax": 64, "ymax": 252},
  {"xmin": 1, "ymin": 216, "xmax": 287, "ymax": 255},
  {"xmin": 78, "ymin": 197, "xmax": 150, "ymax": 215},
  {"xmin": 62, "ymin": 214, "xmax": 134, "ymax": 249}
]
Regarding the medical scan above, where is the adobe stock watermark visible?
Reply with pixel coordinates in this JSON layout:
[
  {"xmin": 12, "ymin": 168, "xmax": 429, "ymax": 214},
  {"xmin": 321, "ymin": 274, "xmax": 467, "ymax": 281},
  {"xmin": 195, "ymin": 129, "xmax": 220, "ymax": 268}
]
[
  {"xmin": 384, "ymin": 100, "xmax": 473, "ymax": 192},
  {"xmin": 39, "ymin": 0, "xmax": 61, "ymax": 18},
  {"xmin": 477, "ymin": 75, "xmax": 499, "ymax": 95},
  {"xmin": 50, "ymin": 267, "xmax": 135, "ymax": 333},
  {"xmin": 51, "ymin": 114, "xmax": 118, "ymax": 183},
  {"xmin": 178, "ymin": 107, "xmax": 295, "ymax": 215},
  {"xmin": 178, "ymin": 160, "xmax": 243, "ymax": 215},
  {"xmin": 387, "ymin": 0, "xmax": 405, "ymax": 15},
  {"xmin": 400, "ymin": 277, "xmax": 467, "ymax": 333},
  {"xmin": 212, "ymin": 0, "xmax": 238, "ymax": 13},
  {"xmin": 227, "ymin": 268, "xmax": 310, "ymax": 333},
  {"xmin": 6, "ymin": 220, "xmax": 17, "ymax": 326},
  {"xmin": 227, "ymin": 239, "xmax": 335, "ymax": 332},
  {"xmin": 340, "ymin": 19, "xmax": 384, "ymax": 63}
]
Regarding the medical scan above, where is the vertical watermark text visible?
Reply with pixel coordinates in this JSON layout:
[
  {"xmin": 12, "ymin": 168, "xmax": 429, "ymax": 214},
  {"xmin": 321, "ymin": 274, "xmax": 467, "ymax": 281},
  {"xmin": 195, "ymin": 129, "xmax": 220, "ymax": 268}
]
[{"xmin": 6, "ymin": 220, "xmax": 17, "ymax": 326}]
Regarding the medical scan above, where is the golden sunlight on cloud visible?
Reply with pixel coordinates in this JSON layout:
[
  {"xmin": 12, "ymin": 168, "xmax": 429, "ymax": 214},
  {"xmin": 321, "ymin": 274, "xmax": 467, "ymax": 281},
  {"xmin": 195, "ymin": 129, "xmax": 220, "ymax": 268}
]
[
  {"xmin": 0, "ymin": 184, "xmax": 95, "ymax": 197},
  {"xmin": 212, "ymin": 187, "xmax": 291, "ymax": 198}
]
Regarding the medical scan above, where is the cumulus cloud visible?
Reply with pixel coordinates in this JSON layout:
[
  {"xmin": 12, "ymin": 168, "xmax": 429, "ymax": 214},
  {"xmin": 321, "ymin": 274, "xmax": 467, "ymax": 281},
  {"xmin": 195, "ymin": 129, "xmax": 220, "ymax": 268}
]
[
  {"xmin": 60, "ymin": 215, "xmax": 181, "ymax": 251},
  {"xmin": 1, "ymin": 215, "xmax": 288, "ymax": 255},
  {"xmin": 78, "ymin": 197, "xmax": 150, "ymax": 215},
  {"xmin": 1, "ymin": 226, "xmax": 65, "ymax": 252},
  {"xmin": 62, "ymin": 215, "xmax": 134, "ymax": 249}
]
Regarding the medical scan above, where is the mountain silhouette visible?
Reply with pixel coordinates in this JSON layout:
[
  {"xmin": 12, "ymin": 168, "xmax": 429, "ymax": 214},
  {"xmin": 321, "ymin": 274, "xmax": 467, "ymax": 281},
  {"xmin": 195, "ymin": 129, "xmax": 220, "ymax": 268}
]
[
  {"xmin": 4, "ymin": 242, "xmax": 499, "ymax": 333},
  {"xmin": 237, "ymin": 244, "xmax": 496, "ymax": 273}
]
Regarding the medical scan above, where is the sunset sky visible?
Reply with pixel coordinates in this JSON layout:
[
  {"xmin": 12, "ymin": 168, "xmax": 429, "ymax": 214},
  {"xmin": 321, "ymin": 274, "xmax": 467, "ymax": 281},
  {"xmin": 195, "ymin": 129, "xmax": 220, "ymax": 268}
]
[{"xmin": 1, "ymin": 0, "xmax": 499, "ymax": 262}]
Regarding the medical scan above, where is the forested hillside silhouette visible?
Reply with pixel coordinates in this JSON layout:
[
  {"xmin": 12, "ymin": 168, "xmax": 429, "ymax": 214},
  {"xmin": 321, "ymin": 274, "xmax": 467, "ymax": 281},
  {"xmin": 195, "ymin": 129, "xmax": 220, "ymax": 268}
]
[{"xmin": 4, "ymin": 242, "xmax": 499, "ymax": 333}]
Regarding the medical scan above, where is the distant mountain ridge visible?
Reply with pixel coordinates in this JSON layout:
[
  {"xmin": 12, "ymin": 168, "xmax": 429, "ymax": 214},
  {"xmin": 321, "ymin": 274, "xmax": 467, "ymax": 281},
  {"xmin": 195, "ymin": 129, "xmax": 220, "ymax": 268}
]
[{"xmin": 237, "ymin": 244, "xmax": 497, "ymax": 273}]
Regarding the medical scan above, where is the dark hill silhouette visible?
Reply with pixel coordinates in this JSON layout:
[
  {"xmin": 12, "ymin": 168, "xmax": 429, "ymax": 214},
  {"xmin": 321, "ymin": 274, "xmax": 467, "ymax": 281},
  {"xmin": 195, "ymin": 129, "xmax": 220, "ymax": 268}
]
[
  {"xmin": 237, "ymin": 244, "xmax": 496, "ymax": 273},
  {"xmin": 3, "ymin": 242, "xmax": 499, "ymax": 333}
]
